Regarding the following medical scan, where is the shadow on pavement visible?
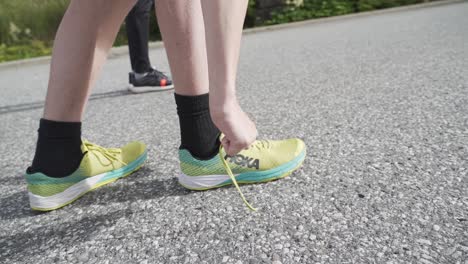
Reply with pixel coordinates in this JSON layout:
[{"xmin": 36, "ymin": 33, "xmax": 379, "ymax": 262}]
[
  {"xmin": 74, "ymin": 167, "xmax": 191, "ymax": 207},
  {"xmin": 0, "ymin": 209, "xmax": 129, "ymax": 262},
  {"xmin": 1, "ymin": 175, "xmax": 25, "ymax": 186},
  {"xmin": 0, "ymin": 89, "xmax": 133, "ymax": 115},
  {"xmin": 0, "ymin": 190, "xmax": 37, "ymax": 221},
  {"xmin": 0, "ymin": 167, "xmax": 189, "ymax": 221}
]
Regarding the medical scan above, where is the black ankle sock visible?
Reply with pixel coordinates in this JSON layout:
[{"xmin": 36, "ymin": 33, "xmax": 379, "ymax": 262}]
[
  {"xmin": 27, "ymin": 119, "xmax": 84, "ymax": 178},
  {"xmin": 175, "ymin": 93, "xmax": 220, "ymax": 160}
]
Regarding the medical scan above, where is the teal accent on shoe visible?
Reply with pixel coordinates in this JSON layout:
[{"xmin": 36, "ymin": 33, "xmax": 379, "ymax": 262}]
[
  {"xmin": 97, "ymin": 151, "xmax": 147, "ymax": 184},
  {"xmin": 219, "ymin": 149, "xmax": 306, "ymax": 185},
  {"xmin": 25, "ymin": 169, "xmax": 87, "ymax": 185},
  {"xmin": 25, "ymin": 151, "xmax": 147, "ymax": 186},
  {"xmin": 179, "ymin": 149, "xmax": 222, "ymax": 167}
]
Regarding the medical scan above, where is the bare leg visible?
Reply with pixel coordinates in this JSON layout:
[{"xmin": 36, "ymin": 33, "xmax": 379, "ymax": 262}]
[
  {"xmin": 156, "ymin": 0, "xmax": 254, "ymax": 155},
  {"xmin": 26, "ymin": 0, "xmax": 148, "ymax": 211},
  {"xmin": 44, "ymin": 0, "xmax": 136, "ymax": 122},
  {"xmin": 199, "ymin": 0, "xmax": 248, "ymax": 105},
  {"xmin": 155, "ymin": 0, "xmax": 209, "ymax": 96},
  {"xmin": 200, "ymin": 0, "xmax": 256, "ymax": 155}
]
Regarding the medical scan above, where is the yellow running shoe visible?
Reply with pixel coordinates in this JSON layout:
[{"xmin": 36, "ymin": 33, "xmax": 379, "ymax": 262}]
[
  {"xmin": 25, "ymin": 140, "xmax": 147, "ymax": 211},
  {"xmin": 178, "ymin": 138, "xmax": 306, "ymax": 210}
]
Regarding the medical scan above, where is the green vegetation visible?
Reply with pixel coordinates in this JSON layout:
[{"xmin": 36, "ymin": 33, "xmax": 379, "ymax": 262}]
[
  {"xmin": 0, "ymin": 0, "xmax": 69, "ymax": 62},
  {"xmin": 0, "ymin": 41, "xmax": 51, "ymax": 62},
  {"xmin": 264, "ymin": 0, "xmax": 433, "ymax": 25},
  {"xmin": 0, "ymin": 0, "xmax": 160, "ymax": 62},
  {"xmin": 0, "ymin": 0, "xmax": 435, "ymax": 63}
]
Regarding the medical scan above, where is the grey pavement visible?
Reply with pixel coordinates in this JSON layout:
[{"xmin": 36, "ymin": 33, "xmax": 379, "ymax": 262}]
[{"xmin": 1, "ymin": 2, "xmax": 467, "ymax": 263}]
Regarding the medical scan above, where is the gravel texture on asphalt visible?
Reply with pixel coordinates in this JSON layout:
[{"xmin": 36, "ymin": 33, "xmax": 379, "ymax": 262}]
[{"xmin": 0, "ymin": 2, "xmax": 467, "ymax": 263}]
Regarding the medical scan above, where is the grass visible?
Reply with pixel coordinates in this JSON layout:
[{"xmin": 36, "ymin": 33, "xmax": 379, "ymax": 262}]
[{"xmin": 0, "ymin": 0, "xmax": 437, "ymax": 63}]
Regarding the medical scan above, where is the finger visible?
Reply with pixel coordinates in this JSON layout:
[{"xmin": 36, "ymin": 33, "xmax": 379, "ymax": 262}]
[
  {"xmin": 228, "ymin": 142, "xmax": 247, "ymax": 156},
  {"xmin": 225, "ymin": 141, "xmax": 242, "ymax": 156},
  {"xmin": 225, "ymin": 146, "xmax": 239, "ymax": 156},
  {"xmin": 221, "ymin": 137, "xmax": 231, "ymax": 153},
  {"xmin": 221, "ymin": 137, "xmax": 229, "ymax": 147},
  {"xmin": 225, "ymin": 147, "xmax": 233, "ymax": 156}
]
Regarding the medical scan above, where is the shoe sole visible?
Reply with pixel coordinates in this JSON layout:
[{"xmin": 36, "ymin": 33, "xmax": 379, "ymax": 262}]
[
  {"xmin": 178, "ymin": 149, "xmax": 306, "ymax": 190},
  {"xmin": 128, "ymin": 84, "xmax": 175, "ymax": 93},
  {"xmin": 29, "ymin": 151, "xmax": 147, "ymax": 211}
]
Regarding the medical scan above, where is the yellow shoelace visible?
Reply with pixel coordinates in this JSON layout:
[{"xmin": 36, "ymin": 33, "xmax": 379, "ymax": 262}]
[
  {"xmin": 219, "ymin": 145, "xmax": 258, "ymax": 211},
  {"xmin": 82, "ymin": 140, "xmax": 127, "ymax": 167}
]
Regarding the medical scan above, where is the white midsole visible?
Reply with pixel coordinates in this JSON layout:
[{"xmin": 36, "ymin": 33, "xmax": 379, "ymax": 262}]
[
  {"xmin": 177, "ymin": 173, "xmax": 239, "ymax": 189},
  {"xmin": 128, "ymin": 84, "xmax": 174, "ymax": 93},
  {"xmin": 29, "ymin": 173, "xmax": 108, "ymax": 210}
]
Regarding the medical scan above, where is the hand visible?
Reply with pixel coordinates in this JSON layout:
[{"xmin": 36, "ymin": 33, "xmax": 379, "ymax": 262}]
[{"xmin": 210, "ymin": 100, "xmax": 257, "ymax": 156}]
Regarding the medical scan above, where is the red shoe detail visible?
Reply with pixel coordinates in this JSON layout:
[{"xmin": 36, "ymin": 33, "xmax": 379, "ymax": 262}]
[{"xmin": 160, "ymin": 79, "xmax": 167, "ymax": 87}]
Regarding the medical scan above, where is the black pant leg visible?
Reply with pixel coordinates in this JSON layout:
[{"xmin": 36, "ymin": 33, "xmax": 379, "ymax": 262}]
[{"xmin": 126, "ymin": 0, "xmax": 154, "ymax": 73}]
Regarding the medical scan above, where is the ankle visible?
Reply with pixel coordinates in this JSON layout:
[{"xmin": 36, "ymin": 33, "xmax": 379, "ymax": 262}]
[
  {"xmin": 175, "ymin": 93, "xmax": 221, "ymax": 160},
  {"xmin": 28, "ymin": 119, "xmax": 84, "ymax": 177}
]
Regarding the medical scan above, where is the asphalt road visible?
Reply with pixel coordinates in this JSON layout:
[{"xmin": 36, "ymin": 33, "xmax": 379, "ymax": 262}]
[{"xmin": 1, "ymin": 2, "xmax": 467, "ymax": 263}]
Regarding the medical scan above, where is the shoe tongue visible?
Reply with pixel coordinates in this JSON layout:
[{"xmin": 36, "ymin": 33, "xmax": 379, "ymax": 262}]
[{"xmin": 80, "ymin": 142, "xmax": 88, "ymax": 153}]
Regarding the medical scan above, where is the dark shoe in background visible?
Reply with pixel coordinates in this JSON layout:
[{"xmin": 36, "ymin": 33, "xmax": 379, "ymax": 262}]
[{"xmin": 128, "ymin": 68, "xmax": 174, "ymax": 93}]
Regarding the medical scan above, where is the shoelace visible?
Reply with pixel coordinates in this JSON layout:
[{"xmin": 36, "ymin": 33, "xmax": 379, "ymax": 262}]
[
  {"xmin": 82, "ymin": 140, "xmax": 127, "ymax": 167},
  {"xmin": 219, "ymin": 145, "xmax": 259, "ymax": 212}
]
